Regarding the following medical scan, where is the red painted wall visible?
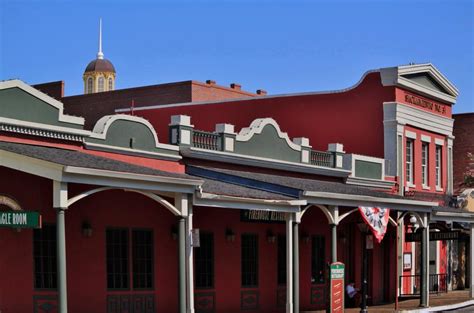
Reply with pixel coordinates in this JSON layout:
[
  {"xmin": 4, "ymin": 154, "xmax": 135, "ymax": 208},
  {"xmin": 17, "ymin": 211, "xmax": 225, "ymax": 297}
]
[
  {"xmin": 136, "ymin": 73, "xmax": 395, "ymax": 158},
  {"xmin": 0, "ymin": 167, "xmax": 180, "ymax": 313},
  {"xmin": 403, "ymin": 125, "xmax": 448, "ymax": 195}
]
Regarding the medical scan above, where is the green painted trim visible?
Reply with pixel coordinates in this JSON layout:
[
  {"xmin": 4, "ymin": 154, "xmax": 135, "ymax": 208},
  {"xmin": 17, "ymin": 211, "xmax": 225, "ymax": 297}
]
[
  {"xmin": 0, "ymin": 88, "xmax": 82, "ymax": 129},
  {"xmin": 354, "ymin": 160, "xmax": 382, "ymax": 180},
  {"xmin": 87, "ymin": 119, "xmax": 180, "ymax": 158},
  {"xmin": 234, "ymin": 125, "xmax": 300, "ymax": 163}
]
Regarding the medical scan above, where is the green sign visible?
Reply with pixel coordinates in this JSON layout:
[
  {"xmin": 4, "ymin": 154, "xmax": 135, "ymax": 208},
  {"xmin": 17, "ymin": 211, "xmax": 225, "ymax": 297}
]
[
  {"xmin": 0, "ymin": 211, "xmax": 42, "ymax": 228},
  {"xmin": 330, "ymin": 263, "xmax": 345, "ymax": 279}
]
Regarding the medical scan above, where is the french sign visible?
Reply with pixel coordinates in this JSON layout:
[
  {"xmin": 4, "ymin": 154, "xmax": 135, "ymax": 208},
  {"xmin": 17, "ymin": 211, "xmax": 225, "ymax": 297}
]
[
  {"xmin": 405, "ymin": 231, "xmax": 460, "ymax": 242},
  {"xmin": 241, "ymin": 210, "xmax": 285, "ymax": 223},
  {"xmin": 0, "ymin": 211, "xmax": 42, "ymax": 228},
  {"xmin": 329, "ymin": 262, "xmax": 345, "ymax": 313}
]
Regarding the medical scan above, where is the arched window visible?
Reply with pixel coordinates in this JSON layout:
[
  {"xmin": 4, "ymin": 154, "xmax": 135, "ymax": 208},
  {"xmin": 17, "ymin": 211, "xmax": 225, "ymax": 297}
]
[
  {"xmin": 87, "ymin": 77, "xmax": 93, "ymax": 94},
  {"xmin": 108, "ymin": 78, "xmax": 113, "ymax": 91},
  {"xmin": 98, "ymin": 77, "xmax": 104, "ymax": 92}
]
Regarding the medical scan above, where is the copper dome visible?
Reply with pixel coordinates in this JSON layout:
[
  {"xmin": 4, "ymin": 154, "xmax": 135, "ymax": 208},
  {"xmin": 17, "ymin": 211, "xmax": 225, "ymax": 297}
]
[{"xmin": 84, "ymin": 58, "xmax": 116, "ymax": 73}]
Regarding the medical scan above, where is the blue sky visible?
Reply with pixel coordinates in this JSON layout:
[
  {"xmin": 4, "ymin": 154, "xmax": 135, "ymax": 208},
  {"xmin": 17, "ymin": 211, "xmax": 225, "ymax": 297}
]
[{"xmin": 1, "ymin": 0, "xmax": 473, "ymax": 113}]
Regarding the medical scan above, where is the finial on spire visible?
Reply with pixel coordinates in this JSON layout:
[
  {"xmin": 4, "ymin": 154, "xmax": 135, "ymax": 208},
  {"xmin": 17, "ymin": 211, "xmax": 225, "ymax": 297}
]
[{"xmin": 97, "ymin": 18, "xmax": 104, "ymax": 60}]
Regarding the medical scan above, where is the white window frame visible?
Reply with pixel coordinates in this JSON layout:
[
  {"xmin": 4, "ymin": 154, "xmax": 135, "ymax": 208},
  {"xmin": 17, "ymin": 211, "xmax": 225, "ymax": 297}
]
[
  {"xmin": 108, "ymin": 77, "xmax": 113, "ymax": 91},
  {"xmin": 406, "ymin": 139, "xmax": 414, "ymax": 186},
  {"xmin": 435, "ymin": 145, "xmax": 442, "ymax": 190},
  {"xmin": 421, "ymin": 142, "xmax": 429, "ymax": 188}
]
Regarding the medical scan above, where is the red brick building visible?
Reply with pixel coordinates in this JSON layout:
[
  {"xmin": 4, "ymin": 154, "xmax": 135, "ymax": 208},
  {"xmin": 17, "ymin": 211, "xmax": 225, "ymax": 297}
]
[
  {"xmin": 453, "ymin": 113, "xmax": 474, "ymax": 194},
  {"xmin": 2, "ymin": 62, "xmax": 473, "ymax": 313}
]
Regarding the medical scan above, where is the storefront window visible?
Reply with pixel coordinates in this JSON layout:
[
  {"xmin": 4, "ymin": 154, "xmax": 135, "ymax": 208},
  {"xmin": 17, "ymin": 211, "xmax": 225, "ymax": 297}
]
[
  {"xmin": 311, "ymin": 235, "xmax": 325, "ymax": 284},
  {"xmin": 195, "ymin": 232, "xmax": 214, "ymax": 289},
  {"xmin": 241, "ymin": 233, "xmax": 258, "ymax": 287},
  {"xmin": 33, "ymin": 224, "xmax": 57, "ymax": 289},
  {"xmin": 106, "ymin": 228, "xmax": 154, "ymax": 290},
  {"xmin": 277, "ymin": 234, "xmax": 286, "ymax": 285},
  {"xmin": 132, "ymin": 229, "xmax": 154, "ymax": 289}
]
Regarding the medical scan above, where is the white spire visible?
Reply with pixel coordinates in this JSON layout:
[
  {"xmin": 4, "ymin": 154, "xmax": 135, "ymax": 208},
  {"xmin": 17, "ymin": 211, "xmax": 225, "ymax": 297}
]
[{"xmin": 97, "ymin": 18, "xmax": 104, "ymax": 60}]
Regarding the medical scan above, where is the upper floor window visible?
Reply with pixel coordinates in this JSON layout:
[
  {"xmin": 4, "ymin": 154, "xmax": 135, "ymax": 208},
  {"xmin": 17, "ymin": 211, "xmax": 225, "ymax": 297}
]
[
  {"xmin": 87, "ymin": 77, "xmax": 93, "ymax": 94},
  {"xmin": 98, "ymin": 77, "xmax": 105, "ymax": 92},
  {"xmin": 422, "ymin": 142, "xmax": 429, "ymax": 186},
  {"xmin": 406, "ymin": 139, "xmax": 414, "ymax": 185},
  {"xmin": 108, "ymin": 77, "xmax": 113, "ymax": 91},
  {"xmin": 34, "ymin": 224, "xmax": 57, "ymax": 289},
  {"xmin": 436, "ymin": 145, "xmax": 442, "ymax": 188}
]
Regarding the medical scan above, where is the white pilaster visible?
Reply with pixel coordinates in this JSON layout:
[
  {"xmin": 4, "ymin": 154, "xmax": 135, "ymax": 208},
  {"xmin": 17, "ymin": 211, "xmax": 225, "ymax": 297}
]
[
  {"xmin": 470, "ymin": 224, "xmax": 474, "ymax": 298},
  {"xmin": 286, "ymin": 213, "xmax": 294, "ymax": 313},
  {"xmin": 176, "ymin": 194, "xmax": 194, "ymax": 313}
]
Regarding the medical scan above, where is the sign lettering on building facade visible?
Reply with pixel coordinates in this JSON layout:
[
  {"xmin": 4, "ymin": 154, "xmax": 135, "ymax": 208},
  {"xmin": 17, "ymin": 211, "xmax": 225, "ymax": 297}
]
[
  {"xmin": 405, "ymin": 231, "xmax": 460, "ymax": 242},
  {"xmin": 240, "ymin": 210, "xmax": 286, "ymax": 223},
  {"xmin": 0, "ymin": 211, "xmax": 42, "ymax": 228},
  {"xmin": 404, "ymin": 94, "xmax": 447, "ymax": 115}
]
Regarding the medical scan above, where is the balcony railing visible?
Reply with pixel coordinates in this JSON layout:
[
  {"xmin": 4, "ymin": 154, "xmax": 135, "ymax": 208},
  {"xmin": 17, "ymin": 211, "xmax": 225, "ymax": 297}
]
[
  {"xmin": 399, "ymin": 274, "xmax": 447, "ymax": 296},
  {"xmin": 310, "ymin": 150, "xmax": 334, "ymax": 167},
  {"xmin": 192, "ymin": 130, "xmax": 220, "ymax": 150}
]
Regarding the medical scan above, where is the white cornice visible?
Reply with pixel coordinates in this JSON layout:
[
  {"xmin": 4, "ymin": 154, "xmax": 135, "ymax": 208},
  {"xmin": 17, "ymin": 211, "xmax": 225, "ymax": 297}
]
[
  {"xmin": 380, "ymin": 64, "xmax": 458, "ymax": 104},
  {"xmin": 182, "ymin": 147, "xmax": 351, "ymax": 178},
  {"xmin": 383, "ymin": 102, "xmax": 454, "ymax": 136},
  {"xmin": 345, "ymin": 177, "xmax": 394, "ymax": 189},
  {"xmin": 0, "ymin": 79, "xmax": 85, "ymax": 125},
  {"xmin": 194, "ymin": 192, "xmax": 304, "ymax": 212},
  {"xmin": 302, "ymin": 190, "xmax": 438, "ymax": 212}
]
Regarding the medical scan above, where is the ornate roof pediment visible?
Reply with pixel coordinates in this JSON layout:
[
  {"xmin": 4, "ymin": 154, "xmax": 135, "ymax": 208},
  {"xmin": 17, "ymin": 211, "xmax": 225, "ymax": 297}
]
[
  {"xmin": 380, "ymin": 63, "xmax": 458, "ymax": 104},
  {"xmin": 86, "ymin": 114, "xmax": 180, "ymax": 160}
]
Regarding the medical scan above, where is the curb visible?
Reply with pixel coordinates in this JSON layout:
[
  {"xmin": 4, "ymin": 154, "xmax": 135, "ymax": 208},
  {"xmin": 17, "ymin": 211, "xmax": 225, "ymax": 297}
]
[{"xmin": 400, "ymin": 299, "xmax": 474, "ymax": 312}]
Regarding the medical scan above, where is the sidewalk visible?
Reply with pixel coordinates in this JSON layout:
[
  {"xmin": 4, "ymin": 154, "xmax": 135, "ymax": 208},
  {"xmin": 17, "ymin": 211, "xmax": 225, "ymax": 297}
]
[{"xmin": 302, "ymin": 290, "xmax": 471, "ymax": 312}]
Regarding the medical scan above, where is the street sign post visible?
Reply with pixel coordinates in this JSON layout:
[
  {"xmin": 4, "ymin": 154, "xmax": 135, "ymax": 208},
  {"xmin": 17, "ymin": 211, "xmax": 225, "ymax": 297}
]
[
  {"xmin": 0, "ymin": 211, "xmax": 42, "ymax": 228},
  {"xmin": 329, "ymin": 262, "xmax": 345, "ymax": 313}
]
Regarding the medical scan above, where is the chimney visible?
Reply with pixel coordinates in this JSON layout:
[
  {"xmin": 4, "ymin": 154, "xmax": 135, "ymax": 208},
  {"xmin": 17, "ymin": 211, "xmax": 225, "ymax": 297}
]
[
  {"xmin": 256, "ymin": 89, "xmax": 267, "ymax": 96},
  {"xmin": 206, "ymin": 80, "xmax": 216, "ymax": 85},
  {"xmin": 230, "ymin": 83, "xmax": 241, "ymax": 90}
]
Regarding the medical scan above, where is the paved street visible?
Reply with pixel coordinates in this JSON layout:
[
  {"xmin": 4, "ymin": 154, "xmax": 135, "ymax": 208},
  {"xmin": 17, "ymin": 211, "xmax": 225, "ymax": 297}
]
[{"xmin": 303, "ymin": 290, "xmax": 472, "ymax": 312}]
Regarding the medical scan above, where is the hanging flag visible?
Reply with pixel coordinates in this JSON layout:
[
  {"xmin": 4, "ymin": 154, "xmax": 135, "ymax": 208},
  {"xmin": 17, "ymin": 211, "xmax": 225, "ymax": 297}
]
[{"xmin": 358, "ymin": 206, "xmax": 391, "ymax": 243}]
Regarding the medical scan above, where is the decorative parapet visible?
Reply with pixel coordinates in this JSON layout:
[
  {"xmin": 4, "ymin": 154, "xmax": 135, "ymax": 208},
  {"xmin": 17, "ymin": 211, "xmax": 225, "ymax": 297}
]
[
  {"xmin": 343, "ymin": 153, "xmax": 395, "ymax": 189},
  {"xmin": 85, "ymin": 114, "xmax": 181, "ymax": 160},
  {"xmin": 0, "ymin": 79, "xmax": 89, "ymax": 142},
  {"xmin": 169, "ymin": 115, "xmax": 350, "ymax": 175}
]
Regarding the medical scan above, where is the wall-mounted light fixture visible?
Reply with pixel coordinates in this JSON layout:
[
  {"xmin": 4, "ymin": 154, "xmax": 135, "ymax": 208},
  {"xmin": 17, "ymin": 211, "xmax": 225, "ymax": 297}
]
[
  {"xmin": 266, "ymin": 230, "xmax": 276, "ymax": 244},
  {"xmin": 225, "ymin": 228, "xmax": 235, "ymax": 242},
  {"xmin": 82, "ymin": 221, "xmax": 93, "ymax": 237},
  {"xmin": 171, "ymin": 225, "xmax": 178, "ymax": 240}
]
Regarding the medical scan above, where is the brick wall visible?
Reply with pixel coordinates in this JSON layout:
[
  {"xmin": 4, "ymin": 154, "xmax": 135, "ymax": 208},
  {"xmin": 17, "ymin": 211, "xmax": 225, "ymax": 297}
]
[
  {"xmin": 59, "ymin": 80, "xmax": 258, "ymax": 129},
  {"xmin": 453, "ymin": 113, "xmax": 474, "ymax": 194},
  {"xmin": 32, "ymin": 81, "xmax": 64, "ymax": 100}
]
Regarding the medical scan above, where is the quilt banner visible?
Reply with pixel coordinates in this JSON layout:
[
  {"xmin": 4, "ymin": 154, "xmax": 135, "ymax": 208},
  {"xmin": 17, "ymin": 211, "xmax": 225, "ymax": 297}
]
[{"xmin": 358, "ymin": 206, "xmax": 390, "ymax": 243}]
